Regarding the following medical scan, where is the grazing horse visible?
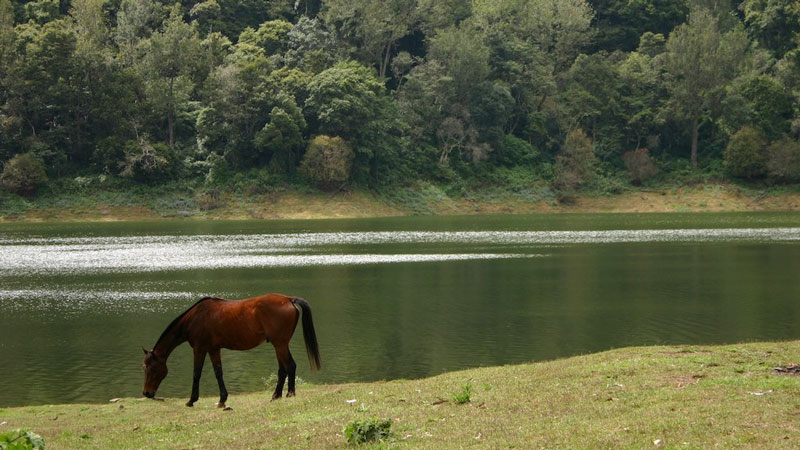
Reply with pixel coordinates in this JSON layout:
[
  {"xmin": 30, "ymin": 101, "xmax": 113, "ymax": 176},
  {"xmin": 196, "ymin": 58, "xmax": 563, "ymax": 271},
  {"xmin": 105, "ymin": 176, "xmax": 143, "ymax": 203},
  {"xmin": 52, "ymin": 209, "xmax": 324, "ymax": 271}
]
[{"xmin": 141, "ymin": 294, "xmax": 321, "ymax": 408}]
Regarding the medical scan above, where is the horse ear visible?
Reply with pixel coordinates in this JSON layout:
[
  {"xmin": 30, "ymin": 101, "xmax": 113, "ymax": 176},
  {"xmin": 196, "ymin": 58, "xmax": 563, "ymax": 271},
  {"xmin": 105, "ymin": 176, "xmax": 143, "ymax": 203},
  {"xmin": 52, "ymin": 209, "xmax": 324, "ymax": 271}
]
[{"xmin": 142, "ymin": 347, "xmax": 150, "ymax": 355}]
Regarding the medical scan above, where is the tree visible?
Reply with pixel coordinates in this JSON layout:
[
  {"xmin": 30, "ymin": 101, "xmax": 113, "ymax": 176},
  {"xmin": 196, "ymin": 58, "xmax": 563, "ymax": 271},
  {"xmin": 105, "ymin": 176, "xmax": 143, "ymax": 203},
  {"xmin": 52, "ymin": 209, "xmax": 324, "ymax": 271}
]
[
  {"xmin": 140, "ymin": 6, "xmax": 203, "ymax": 148},
  {"xmin": 114, "ymin": 0, "xmax": 162, "ymax": 66},
  {"xmin": 663, "ymin": 7, "xmax": 749, "ymax": 169},
  {"xmin": 589, "ymin": 0, "xmax": 687, "ymax": 52},
  {"xmin": 323, "ymin": 0, "xmax": 419, "ymax": 79},
  {"xmin": 305, "ymin": 60, "xmax": 400, "ymax": 182},
  {"xmin": 740, "ymin": 0, "xmax": 800, "ymax": 58},
  {"xmin": 300, "ymin": 135, "xmax": 354, "ymax": 189}
]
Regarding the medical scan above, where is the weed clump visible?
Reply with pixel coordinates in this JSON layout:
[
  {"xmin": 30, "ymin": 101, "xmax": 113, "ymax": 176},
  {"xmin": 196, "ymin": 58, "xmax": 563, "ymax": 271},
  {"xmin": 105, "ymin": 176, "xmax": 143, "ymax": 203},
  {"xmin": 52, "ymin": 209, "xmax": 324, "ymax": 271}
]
[
  {"xmin": 452, "ymin": 384, "xmax": 472, "ymax": 404},
  {"xmin": 342, "ymin": 418, "xmax": 392, "ymax": 445}
]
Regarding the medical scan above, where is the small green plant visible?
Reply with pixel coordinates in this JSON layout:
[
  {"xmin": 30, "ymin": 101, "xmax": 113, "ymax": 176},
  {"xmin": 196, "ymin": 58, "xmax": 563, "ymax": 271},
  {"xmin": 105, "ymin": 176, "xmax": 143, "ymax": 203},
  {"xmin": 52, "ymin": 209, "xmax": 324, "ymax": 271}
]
[
  {"xmin": 0, "ymin": 428, "xmax": 46, "ymax": 449},
  {"xmin": 342, "ymin": 418, "xmax": 392, "ymax": 445},
  {"xmin": 452, "ymin": 383, "xmax": 472, "ymax": 404}
]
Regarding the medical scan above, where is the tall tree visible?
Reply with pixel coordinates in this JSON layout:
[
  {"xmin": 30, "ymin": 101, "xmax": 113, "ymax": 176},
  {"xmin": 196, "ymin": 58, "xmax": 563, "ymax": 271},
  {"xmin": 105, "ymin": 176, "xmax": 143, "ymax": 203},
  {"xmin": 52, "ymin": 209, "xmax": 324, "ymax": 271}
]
[
  {"xmin": 140, "ymin": 5, "xmax": 203, "ymax": 148},
  {"xmin": 663, "ymin": 7, "xmax": 749, "ymax": 169},
  {"xmin": 323, "ymin": 0, "xmax": 418, "ymax": 78}
]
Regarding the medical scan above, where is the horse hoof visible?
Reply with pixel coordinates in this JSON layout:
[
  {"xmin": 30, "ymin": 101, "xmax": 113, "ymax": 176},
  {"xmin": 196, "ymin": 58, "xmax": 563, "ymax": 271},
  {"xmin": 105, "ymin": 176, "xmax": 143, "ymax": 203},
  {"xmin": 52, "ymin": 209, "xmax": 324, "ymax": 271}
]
[
  {"xmin": 271, "ymin": 396, "xmax": 282, "ymax": 401},
  {"xmin": 186, "ymin": 401, "xmax": 194, "ymax": 407},
  {"xmin": 223, "ymin": 406, "xmax": 233, "ymax": 411},
  {"xmin": 216, "ymin": 402, "xmax": 225, "ymax": 408},
  {"xmin": 287, "ymin": 391, "xmax": 295, "ymax": 398}
]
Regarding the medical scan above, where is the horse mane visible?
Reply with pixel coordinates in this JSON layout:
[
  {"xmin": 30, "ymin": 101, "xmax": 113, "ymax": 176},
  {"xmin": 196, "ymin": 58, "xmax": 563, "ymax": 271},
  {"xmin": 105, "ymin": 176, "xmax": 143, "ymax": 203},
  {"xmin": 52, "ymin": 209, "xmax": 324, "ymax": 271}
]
[{"xmin": 153, "ymin": 297, "xmax": 219, "ymax": 350}]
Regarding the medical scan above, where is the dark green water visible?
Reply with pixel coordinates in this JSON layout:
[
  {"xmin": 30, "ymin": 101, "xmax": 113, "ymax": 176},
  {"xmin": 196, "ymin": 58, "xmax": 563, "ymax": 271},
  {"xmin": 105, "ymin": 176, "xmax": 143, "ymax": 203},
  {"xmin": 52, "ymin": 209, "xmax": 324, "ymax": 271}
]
[{"xmin": 1, "ymin": 212, "xmax": 799, "ymax": 407}]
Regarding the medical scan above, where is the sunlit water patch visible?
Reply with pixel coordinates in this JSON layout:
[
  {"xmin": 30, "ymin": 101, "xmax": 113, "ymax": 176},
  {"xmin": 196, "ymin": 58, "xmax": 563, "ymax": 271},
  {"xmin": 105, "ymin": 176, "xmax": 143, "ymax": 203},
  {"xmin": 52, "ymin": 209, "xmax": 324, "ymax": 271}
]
[
  {"xmin": 0, "ymin": 289, "xmax": 199, "ymax": 314},
  {"xmin": 1, "ymin": 228, "xmax": 798, "ymax": 275}
]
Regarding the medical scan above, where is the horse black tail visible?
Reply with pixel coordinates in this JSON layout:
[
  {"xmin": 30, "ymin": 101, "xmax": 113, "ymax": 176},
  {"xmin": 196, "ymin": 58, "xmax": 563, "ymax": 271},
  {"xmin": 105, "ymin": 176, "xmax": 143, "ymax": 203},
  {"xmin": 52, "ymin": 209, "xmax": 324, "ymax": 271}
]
[{"xmin": 292, "ymin": 297, "xmax": 321, "ymax": 371}]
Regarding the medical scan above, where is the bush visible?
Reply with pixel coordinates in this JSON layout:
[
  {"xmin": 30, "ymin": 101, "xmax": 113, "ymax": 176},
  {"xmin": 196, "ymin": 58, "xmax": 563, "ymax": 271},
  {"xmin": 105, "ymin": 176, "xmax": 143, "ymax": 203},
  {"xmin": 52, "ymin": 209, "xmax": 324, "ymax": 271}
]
[
  {"xmin": 724, "ymin": 126, "xmax": 766, "ymax": 178},
  {"xmin": 622, "ymin": 148, "xmax": 659, "ymax": 185},
  {"xmin": 119, "ymin": 139, "xmax": 174, "ymax": 183},
  {"xmin": 0, "ymin": 428, "xmax": 45, "ymax": 449},
  {"xmin": 299, "ymin": 135, "xmax": 354, "ymax": 190},
  {"xmin": 342, "ymin": 418, "xmax": 392, "ymax": 445},
  {"xmin": 766, "ymin": 136, "xmax": 800, "ymax": 183},
  {"xmin": 494, "ymin": 134, "xmax": 539, "ymax": 167},
  {"xmin": 553, "ymin": 128, "xmax": 596, "ymax": 194},
  {"xmin": 0, "ymin": 153, "xmax": 48, "ymax": 196}
]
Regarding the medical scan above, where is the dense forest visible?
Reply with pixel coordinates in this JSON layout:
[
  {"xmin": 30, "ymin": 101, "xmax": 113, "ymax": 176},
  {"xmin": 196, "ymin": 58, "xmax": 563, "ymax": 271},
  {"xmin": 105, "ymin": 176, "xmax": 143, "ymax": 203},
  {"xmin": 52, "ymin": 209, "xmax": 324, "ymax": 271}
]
[{"xmin": 0, "ymin": 0, "xmax": 798, "ymax": 200}]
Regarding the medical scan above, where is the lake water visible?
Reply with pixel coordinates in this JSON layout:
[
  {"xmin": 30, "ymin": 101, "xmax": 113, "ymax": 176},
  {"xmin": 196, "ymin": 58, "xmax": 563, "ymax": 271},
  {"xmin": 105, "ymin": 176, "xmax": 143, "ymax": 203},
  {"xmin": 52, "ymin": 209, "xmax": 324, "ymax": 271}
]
[{"xmin": 1, "ymin": 212, "xmax": 799, "ymax": 407}]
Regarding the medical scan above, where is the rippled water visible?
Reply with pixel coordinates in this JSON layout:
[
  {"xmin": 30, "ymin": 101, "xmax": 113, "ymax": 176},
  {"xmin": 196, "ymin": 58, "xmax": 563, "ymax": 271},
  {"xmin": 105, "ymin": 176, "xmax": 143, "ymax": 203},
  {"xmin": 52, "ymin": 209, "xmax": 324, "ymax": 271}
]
[{"xmin": 1, "ymin": 213, "xmax": 799, "ymax": 406}]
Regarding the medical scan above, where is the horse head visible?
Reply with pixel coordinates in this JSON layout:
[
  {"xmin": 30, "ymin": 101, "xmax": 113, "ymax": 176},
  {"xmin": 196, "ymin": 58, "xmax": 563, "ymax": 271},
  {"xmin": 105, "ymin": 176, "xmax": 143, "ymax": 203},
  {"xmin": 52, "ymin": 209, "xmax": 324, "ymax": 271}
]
[{"xmin": 141, "ymin": 348, "xmax": 168, "ymax": 398}]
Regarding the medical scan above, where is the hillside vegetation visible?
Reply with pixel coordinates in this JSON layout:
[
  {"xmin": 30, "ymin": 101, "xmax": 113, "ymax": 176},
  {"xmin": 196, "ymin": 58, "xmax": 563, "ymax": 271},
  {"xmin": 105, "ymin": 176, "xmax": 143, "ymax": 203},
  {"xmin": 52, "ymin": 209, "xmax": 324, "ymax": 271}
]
[{"xmin": 0, "ymin": 0, "xmax": 799, "ymax": 208}]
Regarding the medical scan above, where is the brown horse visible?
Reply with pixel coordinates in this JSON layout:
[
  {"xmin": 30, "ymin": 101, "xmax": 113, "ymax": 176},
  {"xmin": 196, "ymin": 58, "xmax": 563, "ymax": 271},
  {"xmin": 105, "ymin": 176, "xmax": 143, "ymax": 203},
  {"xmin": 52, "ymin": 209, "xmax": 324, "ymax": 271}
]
[{"xmin": 141, "ymin": 294, "xmax": 321, "ymax": 408}]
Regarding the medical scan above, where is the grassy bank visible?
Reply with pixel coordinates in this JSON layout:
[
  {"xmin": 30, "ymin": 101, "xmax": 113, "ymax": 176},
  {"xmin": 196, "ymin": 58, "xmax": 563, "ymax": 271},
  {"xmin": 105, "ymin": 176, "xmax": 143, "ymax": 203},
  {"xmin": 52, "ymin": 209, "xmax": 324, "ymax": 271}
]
[
  {"xmin": 2, "ymin": 179, "xmax": 800, "ymax": 222},
  {"xmin": 2, "ymin": 341, "xmax": 799, "ymax": 448}
]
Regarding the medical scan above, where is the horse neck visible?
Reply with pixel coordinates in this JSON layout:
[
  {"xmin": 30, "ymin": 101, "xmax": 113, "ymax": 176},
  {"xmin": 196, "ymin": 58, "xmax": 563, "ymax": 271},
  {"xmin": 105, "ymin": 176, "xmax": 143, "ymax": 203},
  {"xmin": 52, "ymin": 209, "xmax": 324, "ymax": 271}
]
[{"xmin": 153, "ymin": 318, "xmax": 187, "ymax": 358}]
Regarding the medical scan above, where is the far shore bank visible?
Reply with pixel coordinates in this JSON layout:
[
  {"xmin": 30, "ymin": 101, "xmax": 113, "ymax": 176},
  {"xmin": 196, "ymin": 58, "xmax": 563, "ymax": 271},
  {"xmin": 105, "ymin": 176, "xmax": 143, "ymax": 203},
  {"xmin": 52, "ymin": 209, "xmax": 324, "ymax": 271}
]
[{"xmin": 2, "ymin": 181, "xmax": 800, "ymax": 223}]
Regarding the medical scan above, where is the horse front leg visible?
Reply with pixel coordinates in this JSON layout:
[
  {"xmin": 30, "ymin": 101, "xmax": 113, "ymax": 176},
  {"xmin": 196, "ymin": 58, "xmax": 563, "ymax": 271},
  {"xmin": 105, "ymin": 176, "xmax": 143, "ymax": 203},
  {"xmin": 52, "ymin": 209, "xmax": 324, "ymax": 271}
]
[
  {"xmin": 209, "ymin": 349, "xmax": 228, "ymax": 408},
  {"xmin": 187, "ymin": 348, "xmax": 206, "ymax": 407}
]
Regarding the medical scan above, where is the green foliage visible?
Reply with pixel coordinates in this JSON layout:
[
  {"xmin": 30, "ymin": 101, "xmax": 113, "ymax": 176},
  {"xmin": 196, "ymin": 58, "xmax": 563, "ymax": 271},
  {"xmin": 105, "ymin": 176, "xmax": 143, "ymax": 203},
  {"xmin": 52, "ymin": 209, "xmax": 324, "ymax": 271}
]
[
  {"xmin": 451, "ymin": 383, "xmax": 472, "ymax": 404},
  {"xmin": 553, "ymin": 129, "xmax": 596, "ymax": 193},
  {"xmin": 118, "ymin": 139, "xmax": 174, "ymax": 183},
  {"xmin": 495, "ymin": 134, "xmax": 539, "ymax": 167},
  {"xmin": 300, "ymin": 135, "xmax": 354, "ymax": 189},
  {"xmin": 724, "ymin": 126, "xmax": 767, "ymax": 179},
  {"xmin": 1, "ymin": 153, "xmax": 48, "ymax": 196},
  {"xmin": 342, "ymin": 418, "xmax": 392, "ymax": 445},
  {"xmin": 0, "ymin": 428, "xmax": 45, "ymax": 450},
  {"xmin": 766, "ymin": 137, "xmax": 800, "ymax": 183},
  {"xmin": 0, "ymin": 0, "xmax": 797, "ymax": 195}
]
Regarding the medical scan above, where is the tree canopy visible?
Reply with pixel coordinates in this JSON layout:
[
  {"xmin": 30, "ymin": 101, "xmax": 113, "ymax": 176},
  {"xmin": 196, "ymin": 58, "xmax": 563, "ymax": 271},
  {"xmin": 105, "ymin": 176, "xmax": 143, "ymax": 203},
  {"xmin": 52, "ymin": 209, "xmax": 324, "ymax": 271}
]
[{"xmin": 0, "ymin": 0, "xmax": 799, "ymax": 193}]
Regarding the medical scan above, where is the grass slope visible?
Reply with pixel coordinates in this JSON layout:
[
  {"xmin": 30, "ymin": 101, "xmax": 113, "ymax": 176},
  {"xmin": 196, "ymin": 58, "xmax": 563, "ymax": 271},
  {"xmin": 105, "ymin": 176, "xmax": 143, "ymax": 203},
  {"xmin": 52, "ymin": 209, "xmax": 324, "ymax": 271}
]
[{"xmin": 2, "ymin": 341, "xmax": 799, "ymax": 448}]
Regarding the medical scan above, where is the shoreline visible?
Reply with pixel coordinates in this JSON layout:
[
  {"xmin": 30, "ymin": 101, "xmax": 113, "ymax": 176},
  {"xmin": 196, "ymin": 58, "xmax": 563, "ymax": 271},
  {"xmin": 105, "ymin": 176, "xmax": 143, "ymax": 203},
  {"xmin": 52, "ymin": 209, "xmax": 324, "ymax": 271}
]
[
  {"xmin": 2, "ymin": 182, "xmax": 800, "ymax": 223},
  {"xmin": 1, "ymin": 340, "xmax": 798, "ymax": 448}
]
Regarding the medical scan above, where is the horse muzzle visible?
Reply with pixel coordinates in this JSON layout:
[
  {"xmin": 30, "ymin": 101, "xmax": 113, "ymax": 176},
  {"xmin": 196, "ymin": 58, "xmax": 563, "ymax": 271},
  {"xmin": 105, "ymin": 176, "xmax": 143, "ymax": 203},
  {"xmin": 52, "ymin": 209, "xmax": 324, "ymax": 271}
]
[{"xmin": 143, "ymin": 391, "xmax": 154, "ymax": 398}]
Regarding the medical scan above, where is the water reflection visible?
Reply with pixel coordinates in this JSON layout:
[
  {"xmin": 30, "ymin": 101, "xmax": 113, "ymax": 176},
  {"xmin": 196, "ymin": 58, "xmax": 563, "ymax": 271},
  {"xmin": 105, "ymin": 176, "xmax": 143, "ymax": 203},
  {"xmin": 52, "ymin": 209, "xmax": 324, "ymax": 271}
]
[{"xmin": 1, "ymin": 216, "xmax": 799, "ymax": 406}]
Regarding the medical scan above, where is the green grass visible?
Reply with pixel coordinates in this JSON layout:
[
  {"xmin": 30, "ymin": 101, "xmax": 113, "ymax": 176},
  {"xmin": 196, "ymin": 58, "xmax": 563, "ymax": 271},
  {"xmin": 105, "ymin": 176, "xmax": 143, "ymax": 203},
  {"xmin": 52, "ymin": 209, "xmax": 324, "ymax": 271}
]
[{"xmin": 2, "ymin": 341, "xmax": 800, "ymax": 448}]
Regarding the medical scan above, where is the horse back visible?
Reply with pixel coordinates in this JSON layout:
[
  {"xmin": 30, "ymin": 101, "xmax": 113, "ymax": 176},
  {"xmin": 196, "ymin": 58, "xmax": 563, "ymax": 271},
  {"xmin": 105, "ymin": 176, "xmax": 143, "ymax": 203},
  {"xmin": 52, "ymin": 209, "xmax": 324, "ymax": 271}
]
[{"xmin": 185, "ymin": 294, "xmax": 299, "ymax": 351}]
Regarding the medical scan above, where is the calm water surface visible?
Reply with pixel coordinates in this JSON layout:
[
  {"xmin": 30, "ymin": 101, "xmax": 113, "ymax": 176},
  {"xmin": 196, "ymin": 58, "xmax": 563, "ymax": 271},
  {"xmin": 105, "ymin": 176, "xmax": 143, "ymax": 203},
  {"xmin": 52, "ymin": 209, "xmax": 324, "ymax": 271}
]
[{"xmin": 1, "ymin": 212, "xmax": 799, "ymax": 406}]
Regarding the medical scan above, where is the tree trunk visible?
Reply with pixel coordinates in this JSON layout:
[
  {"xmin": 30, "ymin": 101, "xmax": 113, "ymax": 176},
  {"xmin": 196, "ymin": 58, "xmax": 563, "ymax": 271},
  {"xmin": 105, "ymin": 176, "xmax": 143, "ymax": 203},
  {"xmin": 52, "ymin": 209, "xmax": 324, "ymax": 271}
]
[
  {"xmin": 379, "ymin": 40, "xmax": 393, "ymax": 79},
  {"xmin": 168, "ymin": 77, "xmax": 175, "ymax": 148},
  {"xmin": 690, "ymin": 111, "xmax": 699, "ymax": 170}
]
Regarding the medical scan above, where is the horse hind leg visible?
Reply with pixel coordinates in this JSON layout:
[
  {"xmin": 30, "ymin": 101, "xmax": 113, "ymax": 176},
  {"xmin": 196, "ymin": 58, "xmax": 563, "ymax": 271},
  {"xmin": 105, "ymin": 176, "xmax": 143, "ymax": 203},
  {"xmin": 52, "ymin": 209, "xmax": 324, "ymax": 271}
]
[
  {"xmin": 285, "ymin": 349, "xmax": 297, "ymax": 397},
  {"xmin": 271, "ymin": 344, "xmax": 292, "ymax": 400}
]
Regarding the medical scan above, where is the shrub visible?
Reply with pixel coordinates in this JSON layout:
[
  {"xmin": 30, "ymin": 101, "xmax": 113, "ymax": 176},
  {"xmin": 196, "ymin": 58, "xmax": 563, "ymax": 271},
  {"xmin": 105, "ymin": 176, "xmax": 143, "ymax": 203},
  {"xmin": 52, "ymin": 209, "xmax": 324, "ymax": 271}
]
[
  {"xmin": 342, "ymin": 418, "xmax": 392, "ymax": 445},
  {"xmin": 299, "ymin": 135, "xmax": 354, "ymax": 190},
  {"xmin": 119, "ymin": 139, "xmax": 174, "ymax": 183},
  {"xmin": 0, "ymin": 428, "xmax": 45, "ymax": 449},
  {"xmin": 622, "ymin": 148, "xmax": 659, "ymax": 185},
  {"xmin": 723, "ymin": 126, "xmax": 766, "ymax": 178},
  {"xmin": 452, "ymin": 383, "xmax": 472, "ymax": 404},
  {"xmin": 766, "ymin": 136, "xmax": 800, "ymax": 183},
  {"xmin": 553, "ymin": 128, "xmax": 596, "ymax": 194},
  {"xmin": 0, "ymin": 153, "xmax": 48, "ymax": 196},
  {"xmin": 495, "ymin": 134, "xmax": 539, "ymax": 167}
]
